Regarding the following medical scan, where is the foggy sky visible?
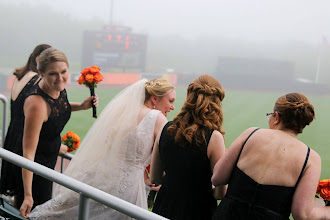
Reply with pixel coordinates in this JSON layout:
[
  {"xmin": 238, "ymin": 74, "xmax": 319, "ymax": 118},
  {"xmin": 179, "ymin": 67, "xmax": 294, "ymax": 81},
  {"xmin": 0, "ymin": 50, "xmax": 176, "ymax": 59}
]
[{"xmin": 2, "ymin": 0, "xmax": 330, "ymax": 45}]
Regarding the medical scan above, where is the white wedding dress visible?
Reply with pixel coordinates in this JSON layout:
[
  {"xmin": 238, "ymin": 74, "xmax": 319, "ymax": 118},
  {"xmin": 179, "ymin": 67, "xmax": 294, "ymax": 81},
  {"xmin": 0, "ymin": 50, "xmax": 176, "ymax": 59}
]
[{"xmin": 29, "ymin": 79, "xmax": 161, "ymax": 220}]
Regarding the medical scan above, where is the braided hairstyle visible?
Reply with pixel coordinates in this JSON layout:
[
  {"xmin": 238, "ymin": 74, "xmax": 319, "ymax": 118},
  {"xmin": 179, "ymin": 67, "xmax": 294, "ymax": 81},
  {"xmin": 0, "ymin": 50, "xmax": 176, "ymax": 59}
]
[
  {"xmin": 274, "ymin": 93, "xmax": 315, "ymax": 133},
  {"xmin": 168, "ymin": 75, "xmax": 225, "ymax": 147}
]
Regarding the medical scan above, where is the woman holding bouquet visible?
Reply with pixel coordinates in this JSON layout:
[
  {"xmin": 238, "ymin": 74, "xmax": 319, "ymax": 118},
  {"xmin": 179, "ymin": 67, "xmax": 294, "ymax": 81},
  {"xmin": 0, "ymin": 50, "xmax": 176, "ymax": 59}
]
[
  {"xmin": 0, "ymin": 48, "xmax": 98, "ymax": 218},
  {"xmin": 151, "ymin": 75, "xmax": 227, "ymax": 220},
  {"xmin": 29, "ymin": 78, "xmax": 176, "ymax": 219},
  {"xmin": 212, "ymin": 93, "xmax": 330, "ymax": 219}
]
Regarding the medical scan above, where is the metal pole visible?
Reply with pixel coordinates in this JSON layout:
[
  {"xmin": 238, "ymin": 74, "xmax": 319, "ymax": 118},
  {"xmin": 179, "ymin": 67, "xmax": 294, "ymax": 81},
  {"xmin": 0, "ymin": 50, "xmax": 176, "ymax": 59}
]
[
  {"xmin": 79, "ymin": 194, "xmax": 91, "ymax": 220},
  {"xmin": 0, "ymin": 94, "xmax": 8, "ymax": 147},
  {"xmin": 0, "ymin": 148, "xmax": 168, "ymax": 220},
  {"xmin": 60, "ymin": 157, "xmax": 65, "ymax": 173},
  {"xmin": 110, "ymin": 0, "xmax": 114, "ymax": 26}
]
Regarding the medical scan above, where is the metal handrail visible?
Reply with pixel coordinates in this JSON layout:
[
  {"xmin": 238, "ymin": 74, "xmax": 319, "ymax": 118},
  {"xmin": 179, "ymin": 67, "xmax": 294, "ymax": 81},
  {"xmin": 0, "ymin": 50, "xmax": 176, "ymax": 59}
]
[
  {"xmin": 0, "ymin": 148, "xmax": 168, "ymax": 220},
  {"xmin": 0, "ymin": 94, "xmax": 8, "ymax": 147},
  {"xmin": 58, "ymin": 152, "xmax": 73, "ymax": 173}
]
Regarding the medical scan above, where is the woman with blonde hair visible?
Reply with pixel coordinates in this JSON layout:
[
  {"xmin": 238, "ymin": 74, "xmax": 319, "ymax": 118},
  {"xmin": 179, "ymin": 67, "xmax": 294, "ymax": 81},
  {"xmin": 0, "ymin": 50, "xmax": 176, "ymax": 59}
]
[
  {"xmin": 212, "ymin": 93, "xmax": 330, "ymax": 219},
  {"xmin": 151, "ymin": 75, "xmax": 227, "ymax": 220},
  {"xmin": 29, "ymin": 78, "xmax": 176, "ymax": 219}
]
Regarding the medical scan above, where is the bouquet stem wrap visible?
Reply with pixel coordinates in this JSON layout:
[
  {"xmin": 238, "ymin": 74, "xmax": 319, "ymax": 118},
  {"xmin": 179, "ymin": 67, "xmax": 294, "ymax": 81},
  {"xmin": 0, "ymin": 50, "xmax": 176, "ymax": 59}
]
[{"xmin": 89, "ymin": 83, "xmax": 97, "ymax": 118}]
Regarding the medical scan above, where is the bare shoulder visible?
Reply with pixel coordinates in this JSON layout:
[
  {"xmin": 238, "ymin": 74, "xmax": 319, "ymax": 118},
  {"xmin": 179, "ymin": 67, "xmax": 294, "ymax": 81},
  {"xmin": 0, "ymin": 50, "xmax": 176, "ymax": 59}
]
[
  {"xmin": 155, "ymin": 111, "xmax": 167, "ymax": 126},
  {"xmin": 308, "ymin": 148, "xmax": 321, "ymax": 166},
  {"xmin": 210, "ymin": 130, "xmax": 224, "ymax": 143},
  {"xmin": 24, "ymin": 95, "xmax": 48, "ymax": 116}
]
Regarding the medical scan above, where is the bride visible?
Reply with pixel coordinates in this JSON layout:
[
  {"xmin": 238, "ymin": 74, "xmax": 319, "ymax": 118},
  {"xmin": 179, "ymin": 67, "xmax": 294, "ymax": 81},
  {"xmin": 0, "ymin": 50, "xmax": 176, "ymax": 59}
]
[{"xmin": 28, "ymin": 78, "xmax": 176, "ymax": 219}]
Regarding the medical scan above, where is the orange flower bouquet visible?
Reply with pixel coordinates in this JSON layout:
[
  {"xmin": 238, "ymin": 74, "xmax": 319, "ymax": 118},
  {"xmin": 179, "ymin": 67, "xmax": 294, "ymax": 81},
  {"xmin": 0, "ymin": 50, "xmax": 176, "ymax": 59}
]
[
  {"xmin": 77, "ymin": 65, "xmax": 103, "ymax": 118},
  {"xmin": 62, "ymin": 131, "xmax": 81, "ymax": 153},
  {"xmin": 316, "ymin": 179, "xmax": 330, "ymax": 206}
]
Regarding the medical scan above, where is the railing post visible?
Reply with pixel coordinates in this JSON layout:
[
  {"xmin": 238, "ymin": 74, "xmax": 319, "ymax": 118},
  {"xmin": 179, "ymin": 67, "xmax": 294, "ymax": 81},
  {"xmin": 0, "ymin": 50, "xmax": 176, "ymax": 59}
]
[
  {"xmin": 61, "ymin": 157, "xmax": 65, "ymax": 173},
  {"xmin": 0, "ymin": 94, "xmax": 8, "ymax": 148},
  {"xmin": 79, "ymin": 193, "xmax": 91, "ymax": 220}
]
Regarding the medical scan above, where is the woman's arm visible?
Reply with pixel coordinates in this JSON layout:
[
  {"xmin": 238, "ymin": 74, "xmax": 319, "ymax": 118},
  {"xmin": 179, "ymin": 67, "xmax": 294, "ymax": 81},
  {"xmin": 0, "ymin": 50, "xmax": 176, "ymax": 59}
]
[
  {"xmin": 207, "ymin": 130, "xmax": 227, "ymax": 199},
  {"xmin": 212, "ymin": 127, "xmax": 258, "ymax": 186},
  {"xmin": 150, "ymin": 131, "xmax": 164, "ymax": 185},
  {"xmin": 291, "ymin": 150, "xmax": 330, "ymax": 219},
  {"xmin": 70, "ymin": 95, "xmax": 98, "ymax": 111},
  {"xmin": 20, "ymin": 95, "xmax": 48, "ymax": 218}
]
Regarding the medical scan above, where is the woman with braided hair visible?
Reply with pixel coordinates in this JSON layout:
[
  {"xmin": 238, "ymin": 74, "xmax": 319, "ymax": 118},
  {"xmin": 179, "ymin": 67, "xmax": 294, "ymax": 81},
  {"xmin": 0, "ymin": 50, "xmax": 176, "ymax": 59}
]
[
  {"xmin": 151, "ymin": 75, "xmax": 227, "ymax": 220},
  {"xmin": 211, "ymin": 93, "xmax": 330, "ymax": 219}
]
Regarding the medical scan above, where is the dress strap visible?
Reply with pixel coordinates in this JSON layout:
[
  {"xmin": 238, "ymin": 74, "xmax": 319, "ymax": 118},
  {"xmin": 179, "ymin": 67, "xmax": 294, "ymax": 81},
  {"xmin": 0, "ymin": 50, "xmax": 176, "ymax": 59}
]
[
  {"xmin": 236, "ymin": 128, "xmax": 260, "ymax": 164},
  {"xmin": 295, "ymin": 147, "xmax": 310, "ymax": 188}
]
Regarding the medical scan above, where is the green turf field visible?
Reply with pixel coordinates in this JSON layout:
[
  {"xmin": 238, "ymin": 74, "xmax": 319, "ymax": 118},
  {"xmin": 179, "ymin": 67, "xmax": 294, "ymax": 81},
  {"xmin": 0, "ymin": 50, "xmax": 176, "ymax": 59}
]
[
  {"xmin": 1, "ymin": 86, "xmax": 329, "ymax": 180},
  {"xmin": 63, "ymin": 86, "xmax": 330, "ymax": 180}
]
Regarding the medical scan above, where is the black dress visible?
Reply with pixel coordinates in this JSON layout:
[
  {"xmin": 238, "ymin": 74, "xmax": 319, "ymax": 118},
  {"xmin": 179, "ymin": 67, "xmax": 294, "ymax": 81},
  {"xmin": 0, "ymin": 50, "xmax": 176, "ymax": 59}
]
[
  {"xmin": 152, "ymin": 121, "xmax": 217, "ymax": 220},
  {"xmin": 212, "ymin": 128, "xmax": 310, "ymax": 220},
  {"xmin": 0, "ymin": 82, "xmax": 71, "ymax": 208},
  {"xmin": 0, "ymin": 75, "xmax": 40, "ymax": 195}
]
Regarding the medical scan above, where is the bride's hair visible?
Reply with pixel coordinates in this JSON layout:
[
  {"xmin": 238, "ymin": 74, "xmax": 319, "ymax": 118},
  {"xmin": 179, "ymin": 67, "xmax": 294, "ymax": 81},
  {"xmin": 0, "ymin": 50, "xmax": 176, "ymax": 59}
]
[
  {"xmin": 168, "ymin": 75, "xmax": 225, "ymax": 147},
  {"xmin": 144, "ymin": 78, "xmax": 175, "ymax": 102}
]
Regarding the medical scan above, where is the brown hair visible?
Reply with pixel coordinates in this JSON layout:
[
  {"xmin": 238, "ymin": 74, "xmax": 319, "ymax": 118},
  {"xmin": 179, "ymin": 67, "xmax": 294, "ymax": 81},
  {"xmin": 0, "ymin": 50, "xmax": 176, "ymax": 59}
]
[
  {"xmin": 13, "ymin": 44, "xmax": 51, "ymax": 80},
  {"xmin": 144, "ymin": 78, "xmax": 175, "ymax": 102},
  {"xmin": 274, "ymin": 93, "xmax": 315, "ymax": 133},
  {"xmin": 168, "ymin": 75, "xmax": 225, "ymax": 147},
  {"xmin": 37, "ymin": 48, "xmax": 69, "ymax": 73}
]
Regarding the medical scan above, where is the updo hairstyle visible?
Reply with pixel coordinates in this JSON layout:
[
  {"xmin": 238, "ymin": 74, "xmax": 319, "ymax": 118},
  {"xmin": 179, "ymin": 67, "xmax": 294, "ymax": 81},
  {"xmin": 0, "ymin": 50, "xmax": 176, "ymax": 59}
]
[
  {"xmin": 274, "ymin": 93, "xmax": 315, "ymax": 133},
  {"xmin": 168, "ymin": 75, "xmax": 225, "ymax": 147},
  {"xmin": 37, "ymin": 48, "xmax": 69, "ymax": 73},
  {"xmin": 144, "ymin": 79, "xmax": 175, "ymax": 102}
]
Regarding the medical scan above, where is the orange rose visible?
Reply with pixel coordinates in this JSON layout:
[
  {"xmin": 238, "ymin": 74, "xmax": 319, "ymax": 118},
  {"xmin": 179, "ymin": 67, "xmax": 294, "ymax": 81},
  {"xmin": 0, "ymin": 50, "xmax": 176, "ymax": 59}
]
[
  {"xmin": 62, "ymin": 131, "xmax": 80, "ymax": 152},
  {"xmin": 316, "ymin": 179, "xmax": 330, "ymax": 201},
  {"xmin": 62, "ymin": 135, "xmax": 68, "ymax": 141},
  {"xmin": 85, "ymin": 74, "xmax": 94, "ymax": 83},
  {"xmin": 90, "ymin": 66, "xmax": 100, "ymax": 74},
  {"xmin": 81, "ymin": 67, "xmax": 91, "ymax": 75},
  {"xmin": 77, "ymin": 75, "xmax": 86, "ymax": 85},
  {"xmin": 94, "ymin": 72, "xmax": 103, "ymax": 83},
  {"xmin": 321, "ymin": 187, "xmax": 330, "ymax": 200}
]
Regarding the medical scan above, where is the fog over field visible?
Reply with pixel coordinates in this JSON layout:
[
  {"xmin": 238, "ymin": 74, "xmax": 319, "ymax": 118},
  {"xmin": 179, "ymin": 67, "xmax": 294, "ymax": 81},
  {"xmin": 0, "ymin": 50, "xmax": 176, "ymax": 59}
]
[{"xmin": 1, "ymin": 0, "xmax": 330, "ymax": 86}]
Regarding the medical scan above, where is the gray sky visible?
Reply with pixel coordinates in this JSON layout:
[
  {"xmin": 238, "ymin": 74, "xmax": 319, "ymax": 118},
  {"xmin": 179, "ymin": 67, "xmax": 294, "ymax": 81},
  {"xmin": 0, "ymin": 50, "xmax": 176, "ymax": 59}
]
[{"xmin": 2, "ymin": 0, "xmax": 330, "ymax": 44}]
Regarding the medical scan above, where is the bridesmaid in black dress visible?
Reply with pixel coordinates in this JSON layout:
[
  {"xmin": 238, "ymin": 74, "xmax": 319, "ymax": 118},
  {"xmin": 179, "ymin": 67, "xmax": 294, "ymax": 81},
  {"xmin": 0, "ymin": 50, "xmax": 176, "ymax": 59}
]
[
  {"xmin": 151, "ymin": 75, "xmax": 227, "ymax": 220},
  {"xmin": 0, "ymin": 48, "xmax": 98, "ymax": 218},
  {"xmin": 212, "ymin": 93, "xmax": 330, "ymax": 219},
  {"xmin": 0, "ymin": 44, "xmax": 51, "ymax": 202}
]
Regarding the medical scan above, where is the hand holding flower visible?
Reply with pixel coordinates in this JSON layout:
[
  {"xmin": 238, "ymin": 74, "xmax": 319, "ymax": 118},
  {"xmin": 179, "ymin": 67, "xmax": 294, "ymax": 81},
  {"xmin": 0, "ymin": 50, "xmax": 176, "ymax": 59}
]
[
  {"xmin": 62, "ymin": 131, "xmax": 81, "ymax": 153},
  {"xmin": 77, "ymin": 66, "xmax": 103, "ymax": 118}
]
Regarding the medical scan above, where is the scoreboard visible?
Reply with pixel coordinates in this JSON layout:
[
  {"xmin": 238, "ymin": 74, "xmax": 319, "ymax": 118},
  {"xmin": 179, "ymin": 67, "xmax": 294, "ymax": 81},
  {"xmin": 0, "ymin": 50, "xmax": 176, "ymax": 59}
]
[{"xmin": 81, "ymin": 26, "xmax": 147, "ymax": 71}]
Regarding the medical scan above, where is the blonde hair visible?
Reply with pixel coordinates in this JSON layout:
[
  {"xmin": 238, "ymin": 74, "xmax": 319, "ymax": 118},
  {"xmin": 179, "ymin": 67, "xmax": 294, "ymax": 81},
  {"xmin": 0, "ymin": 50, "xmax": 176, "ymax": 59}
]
[
  {"xmin": 144, "ymin": 78, "xmax": 175, "ymax": 102},
  {"xmin": 168, "ymin": 75, "xmax": 225, "ymax": 147},
  {"xmin": 37, "ymin": 48, "xmax": 69, "ymax": 73}
]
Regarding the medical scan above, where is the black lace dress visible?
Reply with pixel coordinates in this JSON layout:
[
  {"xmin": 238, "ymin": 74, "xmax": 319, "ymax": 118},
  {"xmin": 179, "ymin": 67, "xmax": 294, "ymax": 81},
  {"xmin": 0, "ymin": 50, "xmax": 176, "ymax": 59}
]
[
  {"xmin": 152, "ymin": 122, "xmax": 217, "ymax": 220},
  {"xmin": 212, "ymin": 128, "xmax": 310, "ymax": 220},
  {"xmin": 0, "ymin": 82, "xmax": 71, "ymax": 208}
]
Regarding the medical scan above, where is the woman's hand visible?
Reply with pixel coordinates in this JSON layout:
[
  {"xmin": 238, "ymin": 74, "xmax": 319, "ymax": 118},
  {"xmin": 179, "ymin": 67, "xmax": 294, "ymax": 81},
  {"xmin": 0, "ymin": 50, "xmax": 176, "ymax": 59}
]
[
  {"xmin": 19, "ymin": 195, "xmax": 33, "ymax": 218},
  {"xmin": 70, "ymin": 95, "xmax": 99, "ymax": 111},
  {"xmin": 150, "ymin": 184, "xmax": 161, "ymax": 192},
  {"xmin": 59, "ymin": 144, "xmax": 68, "ymax": 155},
  {"xmin": 81, "ymin": 95, "xmax": 98, "ymax": 110}
]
